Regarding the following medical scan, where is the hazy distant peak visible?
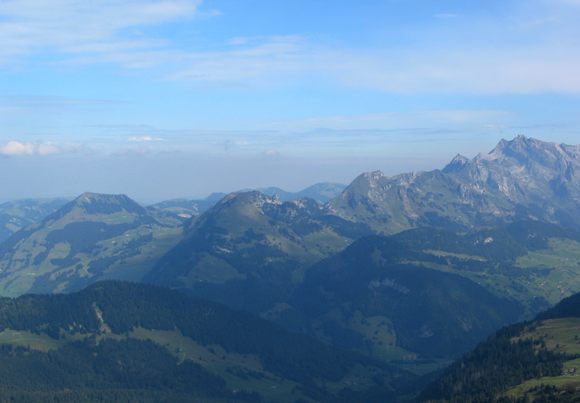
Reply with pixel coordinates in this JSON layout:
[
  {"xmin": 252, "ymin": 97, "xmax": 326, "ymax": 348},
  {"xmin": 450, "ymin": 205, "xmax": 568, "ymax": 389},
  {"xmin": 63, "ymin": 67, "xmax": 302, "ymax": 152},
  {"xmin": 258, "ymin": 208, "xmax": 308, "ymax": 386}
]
[
  {"xmin": 204, "ymin": 192, "xmax": 228, "ymax": 202},
  {"xmin": 286, "ymin": 197, "xmax": 320, "ymax": 210},
  {"xmin": 363, "ymin": 170, "xmax": 386, "ymax": 181},
  {"xmin": 302, "ymin": 182, "xmax": 345, "ymax": 190},
  {"xmin": 443, "ymin": 153, "xmax": 471, "ymax": 173},
  {"xmin": 250, "ymin": 183, "xmax": 346, "ymax": 203}
]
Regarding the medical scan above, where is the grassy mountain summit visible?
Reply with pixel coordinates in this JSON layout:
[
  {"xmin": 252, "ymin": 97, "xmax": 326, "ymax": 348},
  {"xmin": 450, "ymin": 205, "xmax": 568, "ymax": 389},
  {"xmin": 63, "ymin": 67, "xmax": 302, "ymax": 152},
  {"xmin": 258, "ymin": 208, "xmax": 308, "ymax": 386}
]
[
  {"xmin": 149, "ymin": 182, "xmax": 346, "ymax": 221},
  {"xmin": 0, "ymin": 193, "xmax": 182, "ymax": 297},
  {"xmin": 146, "ymin": 190, "xmax": 369, "ymax": 312},
  {"xmin": 0, "ymin": 281, "xmax": 411, "ymax": 402},
  {"xmin": 329, "ymin": 136, "xmax": 580, "ymax": 234}
]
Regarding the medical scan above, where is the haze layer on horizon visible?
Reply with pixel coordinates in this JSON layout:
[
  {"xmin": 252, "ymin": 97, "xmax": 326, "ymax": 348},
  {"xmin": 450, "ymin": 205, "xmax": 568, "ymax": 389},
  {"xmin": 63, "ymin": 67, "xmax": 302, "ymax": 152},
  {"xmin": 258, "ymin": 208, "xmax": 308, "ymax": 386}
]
[{"xmin": 2, "ymin": 0, "xmax": 580, "ymax": 202}]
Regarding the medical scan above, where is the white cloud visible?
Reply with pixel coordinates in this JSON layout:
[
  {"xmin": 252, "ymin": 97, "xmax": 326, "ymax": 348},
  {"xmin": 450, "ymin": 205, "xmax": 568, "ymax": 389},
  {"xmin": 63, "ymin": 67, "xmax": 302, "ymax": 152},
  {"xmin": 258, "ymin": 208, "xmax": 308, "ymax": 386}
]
[
  {"xmin": 0, "ymin": 141, "xmax": 66, "ymax": 156},
  {"xmin": 128, "ymin": 135, "xmax": 164, "ymax": 142},
  {"xmin": 263, "ymin": 149, "xmax": 280, "ymax": 157}
]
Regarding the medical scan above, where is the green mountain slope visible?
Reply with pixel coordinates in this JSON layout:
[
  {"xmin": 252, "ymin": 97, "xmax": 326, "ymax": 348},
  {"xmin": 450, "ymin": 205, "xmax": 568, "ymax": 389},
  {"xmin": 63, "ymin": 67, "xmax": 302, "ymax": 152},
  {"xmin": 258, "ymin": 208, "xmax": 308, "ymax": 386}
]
[
  {"xmin": 0, "ymin": 198, "xmax": 69, "ymax": 243},
  {"xmin": 420, "ymin": 292, "xmax": 580, "ymax": 402},
  {"xmin": 280, "ymin": 235, "xmax": 523, "ymax": 364},
  {"xmin": 0, "ymin": 193, "xmax": 182, "ymax": 297},
  {"xmin": 146, "ymin": 191, "xmax": 370, "ymax": 313},
  {"xmin": 149, "ymin": 213, "xmax": 580, "ymax": 371},
  {"xmin": 0, "ymin": 281, "xmax": 412, "ymax": 402},
  {"xmin": 390, "ymin": 221, "xmax": 580, "ymax": 310}
]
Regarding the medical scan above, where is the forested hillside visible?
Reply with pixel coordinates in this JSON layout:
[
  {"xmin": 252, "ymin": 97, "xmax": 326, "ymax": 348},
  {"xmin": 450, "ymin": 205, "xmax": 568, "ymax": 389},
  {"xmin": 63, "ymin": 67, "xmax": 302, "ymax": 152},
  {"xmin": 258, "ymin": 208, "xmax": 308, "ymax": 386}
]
[{"xmin": 0, "ymin": 281, "xmax": 413, "ymax": 402}]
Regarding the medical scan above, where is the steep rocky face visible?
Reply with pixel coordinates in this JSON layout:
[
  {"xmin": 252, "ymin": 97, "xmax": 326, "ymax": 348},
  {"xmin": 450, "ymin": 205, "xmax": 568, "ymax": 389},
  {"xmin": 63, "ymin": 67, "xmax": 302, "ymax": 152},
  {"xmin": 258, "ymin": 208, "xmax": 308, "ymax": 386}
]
[
  {"xmin": 329, "ymin": 136, "xmax": 580, "ymax": 234},
  {"xmin": 329, "ymin": 168, "xmax": 490, "ymax": 234},
  {"xmin": 0, "ymin": 193, "xmax": 182, "ymax": 297},
  {"xmin": 453, "ymin": 135, "xmax": 580, "ymax": 212}
]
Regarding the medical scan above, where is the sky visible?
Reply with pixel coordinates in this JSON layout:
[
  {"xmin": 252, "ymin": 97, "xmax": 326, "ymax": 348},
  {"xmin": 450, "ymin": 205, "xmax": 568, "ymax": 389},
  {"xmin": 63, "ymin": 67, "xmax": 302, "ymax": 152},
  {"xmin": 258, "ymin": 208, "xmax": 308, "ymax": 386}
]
[{"xmin": 2, "ymin": 0, "xmax": 580, "ymax": 202}]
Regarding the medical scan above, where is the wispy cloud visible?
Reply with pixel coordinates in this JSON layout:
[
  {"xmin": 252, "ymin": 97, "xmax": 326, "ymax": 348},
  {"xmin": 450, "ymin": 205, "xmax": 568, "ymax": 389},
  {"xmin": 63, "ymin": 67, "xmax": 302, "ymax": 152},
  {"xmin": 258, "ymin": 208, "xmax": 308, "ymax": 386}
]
[
  {"xmin": 0, "ymin": 0, "xmax": 202, "ymax": 64},
  {"xmin": 2, "ymin": 0, "xmax": 580, "ymax": 96},
  {"xmin": 261, "ymin": 110, "xmax": 513, "ymax": 131},
  {"xmin": 168, "ymin": 36, "xmax": 307, "ymax": 84},
  {"xmin": 157, "ymin": 28, "xmax": 580, "ymax": 95},
  {"xmin": 0, "ymin": 96, "xmax": 124, "ymax": 109},
  {"xmin": 331, "ymin": 46, "xmax": 580, "ymax": 94}
]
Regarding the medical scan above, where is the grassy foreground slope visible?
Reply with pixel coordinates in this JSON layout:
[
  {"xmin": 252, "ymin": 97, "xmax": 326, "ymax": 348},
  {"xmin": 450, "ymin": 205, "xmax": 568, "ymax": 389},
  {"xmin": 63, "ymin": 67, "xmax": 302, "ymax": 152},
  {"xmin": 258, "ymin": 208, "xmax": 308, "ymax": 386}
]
[
  {"xmin": 419, "ymin": 292, "xmax": 580, "ymax": 402},
  {"xmin": 0, "ymin": 281, "xmax": 413, "ymax": 402}
]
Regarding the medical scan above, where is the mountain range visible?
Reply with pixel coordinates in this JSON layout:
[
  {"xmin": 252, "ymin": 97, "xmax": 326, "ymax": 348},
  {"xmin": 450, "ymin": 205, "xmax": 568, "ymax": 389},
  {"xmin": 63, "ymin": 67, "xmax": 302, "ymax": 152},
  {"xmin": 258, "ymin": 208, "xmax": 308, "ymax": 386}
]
[
  {"xmin": 150, "ymin": 182, "xmax": 346, "ymax": 220},
  {"xmin": 0, "ymin": 135, "xmax": 579, "ymax": 400},
  {"xmin": 143, "ymin": 137, "xmax": 580, "ymax": 369},
  {"xmin": 330, "ymin": 135, "xmax": 580, "ymax": 234}
]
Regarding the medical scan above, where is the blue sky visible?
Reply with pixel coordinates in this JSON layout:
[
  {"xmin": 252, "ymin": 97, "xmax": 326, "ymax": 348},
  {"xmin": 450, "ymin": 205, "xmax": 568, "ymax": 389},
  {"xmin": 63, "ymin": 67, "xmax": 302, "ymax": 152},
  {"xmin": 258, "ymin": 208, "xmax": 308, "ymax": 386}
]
[{"xmin": 1, "ymin": 0, "xmax": 580, "ymax": 202}]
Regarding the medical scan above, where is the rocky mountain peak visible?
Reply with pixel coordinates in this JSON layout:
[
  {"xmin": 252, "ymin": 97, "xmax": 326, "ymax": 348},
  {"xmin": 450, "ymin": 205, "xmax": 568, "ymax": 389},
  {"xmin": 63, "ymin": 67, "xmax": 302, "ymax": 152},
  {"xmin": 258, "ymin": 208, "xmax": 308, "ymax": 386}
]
[
  {"xmin": 363, "ymin": 170, "xmax": 386, "ymax": 182},
  {"xmin": 443, "ymin": 154, "xmax": 471, "ymax": 173},
  {"xmin": 345, "ymin": 170, "xmax": 385, "ymax": 191},
  {"xmin": 222, "ymin": 190, "xmax": 281, "ymax": 206},
  {"xmin": 336, "ymin": 170, "xmax": 385, "ymax": 198},
  {"xmin": 469, "ymin": 136, "xmax": 580, "ymax": 179}
]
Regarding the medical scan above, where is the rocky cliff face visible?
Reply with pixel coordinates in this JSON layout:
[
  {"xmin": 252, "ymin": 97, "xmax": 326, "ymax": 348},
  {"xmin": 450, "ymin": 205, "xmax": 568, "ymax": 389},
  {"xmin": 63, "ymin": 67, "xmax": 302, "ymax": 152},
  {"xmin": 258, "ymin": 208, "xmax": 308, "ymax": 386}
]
[{"xmin": 329, "ymin": 136, "xmax": 580, "ymax": 234}]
